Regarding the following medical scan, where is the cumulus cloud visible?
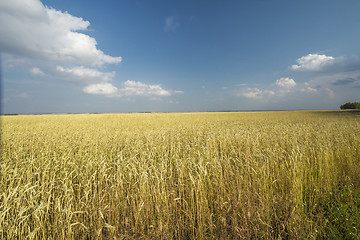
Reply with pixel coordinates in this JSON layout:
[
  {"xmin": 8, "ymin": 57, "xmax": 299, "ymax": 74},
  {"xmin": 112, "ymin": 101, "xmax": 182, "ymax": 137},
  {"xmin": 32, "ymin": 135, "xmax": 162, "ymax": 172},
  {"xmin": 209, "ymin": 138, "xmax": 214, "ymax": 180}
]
[
  {"xmin": 237, "ymin": 77, "xmax": 320, "ymax": 100},
  {"xmin": 300, "ymin": 86, "xmax": 318, "ymax": 93},
  {"xmin": 83, "ymin": 83, "xmax": 118, "ymax": 95},
  {"xmin": 234, "ymin": 54, "xmax": 359, "ymax": 104},
  {"xmin": 0, "ymin": 0, "xmax": 122, "ymax": 66},
  {"xmin": 241, "ymin": 88, "xmax": 275, "ymax": 99},
  {"xmin": 290, "ymin": 54, "xmax": 335, "ymax": 71},
  {"xmin": 276, "ymin": 77, "xmax": 296, "ymax": 88},
  {"xmin": 164, "ymin": 16, "xmax": 180, "ymax": 32},
  {"xmin": 83, "ymin": 80, "xmax": 183, "ymax": 98},
  {"xmin": 1, "ymin": 0, "xmax": 183, "ymax": 103},
  {"xmin": 239, "ymin": 77, "xmax": 296, "ymax": 99},
  {"xmin": 120, "ymin": 80, "xmax": 172, "ymax": 96}
]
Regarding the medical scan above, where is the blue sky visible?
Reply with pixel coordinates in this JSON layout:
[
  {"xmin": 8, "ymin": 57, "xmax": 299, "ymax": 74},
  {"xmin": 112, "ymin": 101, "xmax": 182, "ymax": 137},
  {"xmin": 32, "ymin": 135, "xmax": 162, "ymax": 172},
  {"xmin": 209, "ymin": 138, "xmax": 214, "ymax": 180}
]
[{"xmin": 1, "ymin": 0, "xmax": 360, "ymax": 113}]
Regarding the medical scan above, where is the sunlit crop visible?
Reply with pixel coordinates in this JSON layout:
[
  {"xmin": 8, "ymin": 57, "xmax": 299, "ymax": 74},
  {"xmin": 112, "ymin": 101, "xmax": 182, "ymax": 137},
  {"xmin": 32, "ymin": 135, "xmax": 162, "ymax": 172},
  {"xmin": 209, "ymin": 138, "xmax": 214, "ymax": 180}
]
[{"xmin": 1, "ymin": 111, "xmax": 360, "ymax": 239}]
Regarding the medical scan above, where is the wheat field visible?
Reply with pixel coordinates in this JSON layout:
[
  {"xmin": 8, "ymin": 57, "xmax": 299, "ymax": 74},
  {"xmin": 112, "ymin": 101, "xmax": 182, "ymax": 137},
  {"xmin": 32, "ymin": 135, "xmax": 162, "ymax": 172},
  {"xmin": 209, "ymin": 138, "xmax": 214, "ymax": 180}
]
[{"xmin": 1, "ymin": 111, "xmax": 360, "ymax": 239}]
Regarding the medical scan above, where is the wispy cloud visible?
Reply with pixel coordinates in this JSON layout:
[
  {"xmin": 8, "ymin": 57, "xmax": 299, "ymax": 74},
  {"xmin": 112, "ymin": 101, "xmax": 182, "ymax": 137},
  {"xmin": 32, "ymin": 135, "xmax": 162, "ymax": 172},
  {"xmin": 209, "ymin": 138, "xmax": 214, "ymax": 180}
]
[
  {"xmin": 56, "ymin": 66, "xmax": 115, "ymax": 82},
  {"xmin": 30, "ymin": 65, "xmax": 116, "ymax": 83},
  {"xmin": 164, "ymin": 16, "xmax": 180, "ymax": 32}
]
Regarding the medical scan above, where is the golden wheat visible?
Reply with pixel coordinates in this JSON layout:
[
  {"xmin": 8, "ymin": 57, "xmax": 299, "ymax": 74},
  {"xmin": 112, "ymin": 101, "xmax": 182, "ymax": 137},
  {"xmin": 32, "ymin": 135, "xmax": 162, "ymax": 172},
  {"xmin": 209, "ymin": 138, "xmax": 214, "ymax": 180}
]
[{"xmin": 1, "ymin": 111, "xmax": 359, "ymax": 239}]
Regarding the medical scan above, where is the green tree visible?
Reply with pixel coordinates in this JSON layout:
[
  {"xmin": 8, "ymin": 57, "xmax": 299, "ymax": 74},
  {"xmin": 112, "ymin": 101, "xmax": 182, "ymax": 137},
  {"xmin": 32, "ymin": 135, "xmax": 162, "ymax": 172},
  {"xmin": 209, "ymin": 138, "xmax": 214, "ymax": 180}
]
[{"xmin": 340, "ymin": 102, "xmax": 360, "ymax": 109}]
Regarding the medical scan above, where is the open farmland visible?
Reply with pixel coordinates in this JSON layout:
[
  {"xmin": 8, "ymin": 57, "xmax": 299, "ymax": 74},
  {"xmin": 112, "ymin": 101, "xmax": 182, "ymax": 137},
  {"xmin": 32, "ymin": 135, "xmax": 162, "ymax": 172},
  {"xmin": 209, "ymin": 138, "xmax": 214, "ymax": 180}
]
[{"xmin": 1, "ymin": 111, "xmax": 360, "ymax": 239}]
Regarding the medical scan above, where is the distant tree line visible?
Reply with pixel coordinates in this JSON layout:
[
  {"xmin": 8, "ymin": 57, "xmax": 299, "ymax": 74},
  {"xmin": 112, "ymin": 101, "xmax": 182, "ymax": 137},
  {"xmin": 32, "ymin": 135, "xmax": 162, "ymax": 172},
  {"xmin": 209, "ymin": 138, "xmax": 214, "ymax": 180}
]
[{"xmin": 340, "ymin": 102, "xmax": 360, "ymax": 109}]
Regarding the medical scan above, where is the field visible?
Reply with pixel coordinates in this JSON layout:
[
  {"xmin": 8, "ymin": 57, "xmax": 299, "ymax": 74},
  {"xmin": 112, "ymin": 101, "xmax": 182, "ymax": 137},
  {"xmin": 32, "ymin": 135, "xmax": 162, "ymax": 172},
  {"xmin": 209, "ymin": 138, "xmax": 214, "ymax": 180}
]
[{"xmin": 1, "ymin": 111, "xmax": 360, "ymax": 239}]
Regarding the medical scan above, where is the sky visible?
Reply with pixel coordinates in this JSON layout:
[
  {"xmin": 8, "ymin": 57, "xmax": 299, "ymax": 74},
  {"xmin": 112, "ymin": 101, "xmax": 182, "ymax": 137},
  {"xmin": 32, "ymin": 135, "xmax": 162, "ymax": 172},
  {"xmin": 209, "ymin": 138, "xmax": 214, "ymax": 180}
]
[{"xmin": 1, "ymin": 0, "xmax": 360, "ymax": 114}]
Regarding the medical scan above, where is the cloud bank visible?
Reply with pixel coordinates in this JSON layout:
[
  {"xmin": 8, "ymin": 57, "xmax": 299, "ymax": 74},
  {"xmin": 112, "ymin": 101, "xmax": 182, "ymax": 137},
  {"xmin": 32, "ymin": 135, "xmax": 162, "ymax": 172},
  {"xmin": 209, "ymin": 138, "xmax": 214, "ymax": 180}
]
[
  {"xmin": 237, "ymin": 52, "xmax": 360, "ymax": 103},
  {"xmin": 238, "ymin": 77, "xmax": 321, "ymax": 100},
  {"xmin": 1, "ymin": 0, "xmax": 181, "ymax": 101},
  {"xmin": 0, "ymin": 0, "xmax": 122, "ymax": 66}
]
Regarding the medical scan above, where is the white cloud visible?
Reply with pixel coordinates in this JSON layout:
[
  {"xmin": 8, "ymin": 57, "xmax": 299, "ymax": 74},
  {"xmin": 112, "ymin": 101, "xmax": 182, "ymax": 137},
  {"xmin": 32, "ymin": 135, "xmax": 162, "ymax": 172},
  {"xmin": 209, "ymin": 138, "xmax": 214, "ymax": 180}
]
[
  {"xmin": 83, "ymin": 80, "xmax": 183, "ymax": 98},
  {"xmin": 1, "ymin": 0, "xmax": 185, "ymax": 105},
  {"xmin": 290, "ymin": 54, "xmax": 335, "ymax": 71},
  {"xmin": 56, "ymin": 66, "xmax": 115, "ymax": 82},
  {"xmin": 237, "ymin": 77, "xmax": 318, "ymax": 100},
  {"xmin": 164, "ymin": 16, "xmax": 180, "ymax": 32},
  {"xmin": 238, "ymin": 78, "xmax": 296, "ymax": 100},
  {"xmin": 276, "ymin": 77, "xmax": 296, "ymax": 88},
  {"xmin": 120, "ymin": 80, "xmax": 172, "ymax": 97},
  {"xmin": 241, "ymin": 88, "xmax": 275, "ymax": 99},
  {"xmin": 233, "ymin": 66, "xmax": 359, "ymax": 107},
  {"xmin": 83, "ymin": 83, "xmax": 118, "ymax": 95},
  {"xmin": 0, "ymin": 0, "xmax": 122, "ymax": 66},
  {"xmin": 242, "ymin": 88, "xmax": 262, "ymax": 99},
  {"xmin": 29, "ymin": 65, "xmax": 116, "ymax": 83},
  {"xmin": 300, "ymin": 86, "xmax": 318, "ymax": 93}
]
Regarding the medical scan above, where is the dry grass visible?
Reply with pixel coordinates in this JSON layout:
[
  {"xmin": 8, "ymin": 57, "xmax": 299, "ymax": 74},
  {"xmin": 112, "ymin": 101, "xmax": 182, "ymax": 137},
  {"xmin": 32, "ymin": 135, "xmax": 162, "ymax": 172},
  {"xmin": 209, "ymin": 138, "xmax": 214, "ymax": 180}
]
[{"xmin": 1, "ymin": 111, "xmax": 360, "ymax": 239}]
